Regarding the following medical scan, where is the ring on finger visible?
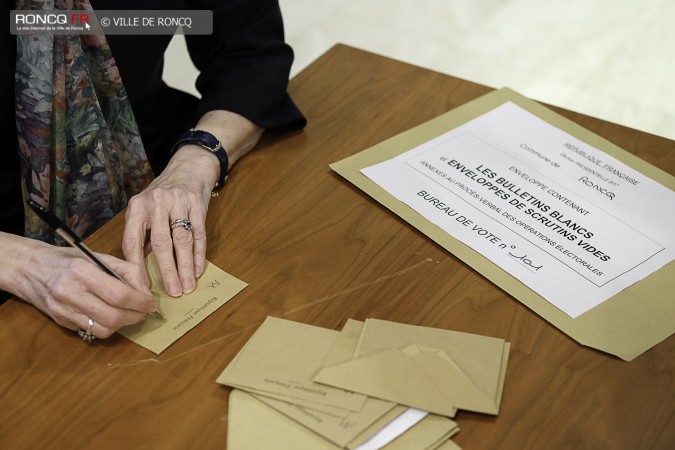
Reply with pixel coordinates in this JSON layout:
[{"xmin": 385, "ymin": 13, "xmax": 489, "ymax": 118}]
[
  {"xmin": 170, "ymin": 218, "xmax": 193, "ymax": 232},
  {"xmin": 78, "ymin": 318, "xmax": 97, "ymax": 343}
]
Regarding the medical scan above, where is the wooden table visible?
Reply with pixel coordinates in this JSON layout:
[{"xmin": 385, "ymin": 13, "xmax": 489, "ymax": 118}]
[{"xmin": 1, "ymin": 45, "xmax": 674, "ymax": 449}]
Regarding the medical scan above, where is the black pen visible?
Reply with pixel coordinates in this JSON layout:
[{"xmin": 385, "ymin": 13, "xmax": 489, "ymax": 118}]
[{"xmin": 28, "ymin": 199, "xmax": 164, "ymax": 319}]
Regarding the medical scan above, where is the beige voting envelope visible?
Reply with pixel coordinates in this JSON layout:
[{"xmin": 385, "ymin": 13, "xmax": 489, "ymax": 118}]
[
  {"xmin": 228, "ymin": 390, "xmax": 339, "ymax": 450},
  {"xmin": 315, "ymin": 319, "xmax": 509, "ymax": 416},
  {"xmin": 216, "ymin": 316, "xmax": 366, "ymax": 412},
  {"xmin": 383, "ymin": 413, "xmax": 459, "ymax": 450},
  {"xmin": 228, "ymin": 390, "xmax": 459, "ymax": 450},
  {"xmin": 321, "ymin": 319, "xmax": 366, "ymax": 366},
  {"xmin": 238, "ymin": 388, "xmax": 353, "ymax": 418},
  {"xmin": 253, "ymin": 393, "xmax": 399, "ymax": 448},
  {"xmin": 118, "ymin": 254, "xmax": 247, "ymax": 354},
  {"xmin": 217, "ymin": 324, "xmax": 354, "ymax": 418},
  {"xmin": 345, "ymin": 406, "xmax": 411, "ymax": 450},
  {"xmin": 330, "ymin": 88, "xmax": 675, "ymax": 361},
  {"xmin": 243, "ymin": 318, "xmax": 401, "ymax": 447}
]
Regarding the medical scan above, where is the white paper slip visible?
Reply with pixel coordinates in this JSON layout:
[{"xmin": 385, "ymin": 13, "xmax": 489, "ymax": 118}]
[{"xmin": 361, "ymin": 102, "xmax": 675, "ymax": 318}]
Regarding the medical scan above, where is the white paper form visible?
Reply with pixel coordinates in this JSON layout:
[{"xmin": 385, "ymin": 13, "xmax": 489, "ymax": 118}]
[{"xmin": 361, "ymin": 102, "xmax": 675, "ymax": 318}]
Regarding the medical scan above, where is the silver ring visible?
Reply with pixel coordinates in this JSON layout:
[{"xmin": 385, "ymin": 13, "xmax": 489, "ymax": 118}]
[
  {"xmin": 78, "ymin": 318, "xmax": 97, "ymax": 342},
  {"xmin": 170, "ymin": 218, "xmax": 193, "ymax": 232}
]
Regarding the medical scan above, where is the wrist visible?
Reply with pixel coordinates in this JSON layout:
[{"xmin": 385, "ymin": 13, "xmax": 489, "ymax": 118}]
[
  {"xmin": 171, "ymin": 130, "xmax": 229, "ymax": 191},
  {"xmin": 169, "ymin": 145, "xmax": 221, "ymax": 192},
  {"xmin": 0, "ymin": 232, "xmax": 47, "ymax": 301},
  {"xmin": 193, "ymin": 110, "xmax": 264, "ymax": 168}
]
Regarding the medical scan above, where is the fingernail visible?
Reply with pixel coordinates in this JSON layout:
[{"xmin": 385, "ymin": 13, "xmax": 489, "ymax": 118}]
[
  {"xmin": 168, "ymin": 282, "xmax": 182, "ymax": 297},
  {"xmin": 195, "ymin": 263, "xmax": 203, "ymax": 277},
  {"xmin": 182, "ymin": 278, "xmax": 195, "ymax": 294}
]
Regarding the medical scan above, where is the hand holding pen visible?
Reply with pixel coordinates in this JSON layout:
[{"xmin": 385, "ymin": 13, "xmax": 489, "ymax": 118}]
[{"xmin": 15, "ymin": 200, "xmax": 159, "ymax": 341}]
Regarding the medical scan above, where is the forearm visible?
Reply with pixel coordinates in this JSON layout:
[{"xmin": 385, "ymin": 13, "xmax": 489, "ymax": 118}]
[{"xmin": 0, "ymin": 231, "xmax": 43, "ymax": 301}]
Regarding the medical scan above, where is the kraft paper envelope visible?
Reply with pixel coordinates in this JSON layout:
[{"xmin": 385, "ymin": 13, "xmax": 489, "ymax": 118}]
[
  {"xmin": 228, "ymin": 390, "xmax": 339, "ymax": 450},
  {"xmin": 361, "ymin": 412, "xmax": 458, "ymax": 450},
  {"xmin": 357, "ymin": 319, "xmax": 509, "ymax": 410},
  {"xmin": 218, "ymin": 331, "xmax": 352, "ymax": 416},
  {"xmin": 254, "ymin": 394, "xmax": 407, "ymax": 448},
  {"xmin": 216, "ymin": 316, "xmax": 367, "ymax": 412},
  {"xmin": 227, "ymin": 390, "xmax": 459, "ymax": 450},
  {"xmin": 238, "ymin": 388, "xmax": 353, "ymax": 418},
  {"xmin": 330, "ymin": 87, "xmax": 675, "ymax": 361},
  {"xmin": 245, "ymin": 318, "xmax": 402, "ymax": 447},
  {"xmin": 315, "ymin": 319, "xmax": 509, "ymax": 416},
  {"xmin": 321, "ymin": 319, "xmax": 366, "ymax": 366},
  {"xmin": 345, "ymin": 407, "xmax": 414, "ymax": 450},
  {"xmin": 118, "ymin": 254, "xmax": 247, "ymax": 354}
]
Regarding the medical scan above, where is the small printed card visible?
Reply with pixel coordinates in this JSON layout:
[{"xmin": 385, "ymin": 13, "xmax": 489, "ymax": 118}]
[{"xmin": 118, "ymin": 254, "xmax": 247, "ymax": 354}]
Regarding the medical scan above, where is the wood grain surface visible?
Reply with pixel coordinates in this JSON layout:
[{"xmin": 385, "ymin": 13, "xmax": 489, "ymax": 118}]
[{"xmin": 1, "ymin": 44, "xmax": 674, "ymax": 449}]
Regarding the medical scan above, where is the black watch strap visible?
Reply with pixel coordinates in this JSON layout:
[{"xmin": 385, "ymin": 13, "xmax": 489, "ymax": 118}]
[{"xmin": 171, "ymin": 130, "xmax": 229, "ymax": 190}]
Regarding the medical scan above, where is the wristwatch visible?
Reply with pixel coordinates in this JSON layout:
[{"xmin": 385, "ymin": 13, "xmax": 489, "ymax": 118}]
[{"xmin": 171, "ymin": 130, "xmax": 229, "ymax": 190}]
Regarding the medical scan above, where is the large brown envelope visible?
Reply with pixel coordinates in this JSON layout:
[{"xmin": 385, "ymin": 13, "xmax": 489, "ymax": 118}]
[
  {"xmin": 314, "ymin": 319, "xmax": 509, "ymax": 416},
  {"xmin": 330, "ymin": 88, "xmax": 675, "ymax": 361}
]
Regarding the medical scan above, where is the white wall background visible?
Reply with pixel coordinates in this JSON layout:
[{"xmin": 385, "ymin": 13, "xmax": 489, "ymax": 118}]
[{"xmin": 164, "ymin": 0, "xmax": 675, "ymax": 141}]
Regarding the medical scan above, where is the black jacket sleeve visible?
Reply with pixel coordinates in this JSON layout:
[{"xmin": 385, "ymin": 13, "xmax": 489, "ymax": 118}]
[{"xmin": 185, "ymin": 0, "xmax": 306, "ymax": 130}]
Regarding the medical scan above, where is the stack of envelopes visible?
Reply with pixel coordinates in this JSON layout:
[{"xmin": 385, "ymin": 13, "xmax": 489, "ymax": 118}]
[{"xmin": 217, "ymin": 316, "xmax": 510, "ymax": 449}]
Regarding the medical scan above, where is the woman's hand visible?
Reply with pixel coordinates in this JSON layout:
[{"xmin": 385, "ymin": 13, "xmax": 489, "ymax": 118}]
[
  {"xmin": 1, "ymin": 233, "xmax": 156, "ymax": 339},
  {"xmin": 123, "ymin": 146, "xmax": 218, "ymax": 297},
  {"xmin": 121, "ymin": 110, "xmax": 263, "ymax": 297}
]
